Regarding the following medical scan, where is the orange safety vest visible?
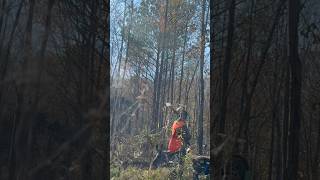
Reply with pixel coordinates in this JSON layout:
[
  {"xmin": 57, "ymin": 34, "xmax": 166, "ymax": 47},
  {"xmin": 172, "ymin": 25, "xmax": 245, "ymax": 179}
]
[{"xmin": 168, "ymin": 120, "xmax": 185, "ymax": 153}]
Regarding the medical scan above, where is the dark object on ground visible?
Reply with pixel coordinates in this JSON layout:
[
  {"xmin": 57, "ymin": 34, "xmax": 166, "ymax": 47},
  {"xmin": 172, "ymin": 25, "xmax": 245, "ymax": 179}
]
[
  {"xmin": 192, "ymin": 156, "xmax": 210, "ymax": 180},
  {"xmin": 222, "ymin": 155, "xmax": 249, "ymax": 180},
  {"xmin": 149, "ymin": 147, "xmax": 180, "ymax": 169},
  {"xmin": 150, "ymin": 145, "xmax": 250, "ymax": 180},
  {"xmin": 150, "ymin": 145, "xmax": 211, "ymax": 179}
]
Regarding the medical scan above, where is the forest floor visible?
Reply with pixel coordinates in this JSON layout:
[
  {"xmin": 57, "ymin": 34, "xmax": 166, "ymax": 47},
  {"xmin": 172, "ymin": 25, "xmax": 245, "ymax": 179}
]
[
  {"xmin": 111, "ymin": 130, "xmax": 210, "ymax": 179},
  {"xmin": 110, "ymin": 156, "xmax": 208, "ymax": 180}
]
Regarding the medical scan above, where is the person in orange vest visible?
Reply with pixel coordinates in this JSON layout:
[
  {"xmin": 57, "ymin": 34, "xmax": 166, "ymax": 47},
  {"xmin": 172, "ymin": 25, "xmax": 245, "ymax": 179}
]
[{"xmin": 167, "ymin": 110, "xmax": 191, "ymax": 158}]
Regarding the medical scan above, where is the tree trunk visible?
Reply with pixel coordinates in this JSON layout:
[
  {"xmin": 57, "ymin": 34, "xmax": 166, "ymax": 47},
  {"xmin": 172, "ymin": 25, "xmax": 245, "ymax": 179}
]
[
  {"xmin": 14, "ymin": 0, "xmax": 36, "ymax": 179},
  {"xmin": 117, "ymin": 0, "xmax": 127, "ymax": 75},
  {"xmin": 178, "ymin": 21, "xmax": 188, "ymax": 104},
  {"xmin": 311, "ymin": 108, "xmax": 320, "ymax": 180},
  {"xmin": 287, "ymin": 0, "xmax": 302, "ymax": 178},
  {"xmin": 151, "ymin": 43, "xmax": 161, "ymax": 131},
  {"xmin": 155, "ymin": 0, "xmax": 169, "ymax": 130},
  {"xmin": 122, "ymin": 0, "xmax": 133, "ymax": 80},
  {"xmin": 282, "ymin": 57, "xmax": 290, "ymax": 180},
  {"xmin": 170, "ymin": 33, "xmax": 176, "ymax": 103},
  {"xmin": 0, "ymin": 0, "xmax": 7, "ymax": 53},
  {"xmin": 218, "ymin": 0, "xmax": 235, "ymax": 134},
  {"xmin": 0, "ymin": 0, "xmax": 25, "ymax": 110},
  {"xmin": 214, "ymin": 0, "xmax": 235, "ymax": 177},
  {"xmin": 197, "ymin": 0, "xmax": 206, "ymax": 155}
]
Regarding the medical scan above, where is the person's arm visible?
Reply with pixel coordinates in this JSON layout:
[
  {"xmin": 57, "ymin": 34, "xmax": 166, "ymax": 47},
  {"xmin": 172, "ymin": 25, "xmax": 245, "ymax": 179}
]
[{"xmin": 182, "ymin": 125, "xmax": 191, "ymax": 146}]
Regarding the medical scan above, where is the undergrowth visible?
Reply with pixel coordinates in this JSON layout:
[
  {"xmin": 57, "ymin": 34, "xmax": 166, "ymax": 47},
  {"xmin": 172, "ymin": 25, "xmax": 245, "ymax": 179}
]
[{"xmin": 111, "ymin": 153, "xmax": 209, "ymax": 180}]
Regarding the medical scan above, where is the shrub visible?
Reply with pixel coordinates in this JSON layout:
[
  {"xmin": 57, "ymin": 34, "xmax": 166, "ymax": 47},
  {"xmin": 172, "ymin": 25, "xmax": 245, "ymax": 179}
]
[{"xmin": 111, "ymin": 166, "xmax": 171, "ymax": 180}]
